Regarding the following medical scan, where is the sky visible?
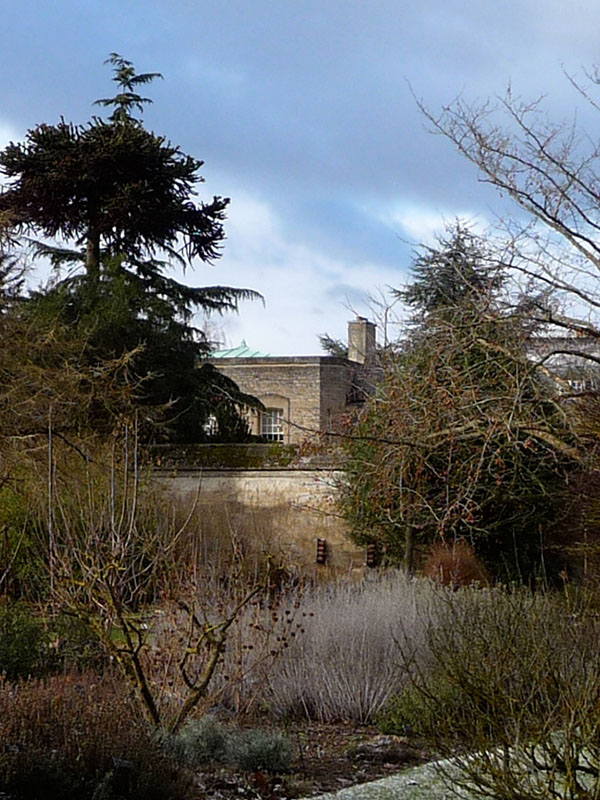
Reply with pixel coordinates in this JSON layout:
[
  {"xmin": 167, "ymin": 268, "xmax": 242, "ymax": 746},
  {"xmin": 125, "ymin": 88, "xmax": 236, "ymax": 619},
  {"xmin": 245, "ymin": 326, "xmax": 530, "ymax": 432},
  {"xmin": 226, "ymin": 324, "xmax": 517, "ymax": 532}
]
[{"xmin": 2, "ymin": 0, "xmax": 600, "ymax": 354}]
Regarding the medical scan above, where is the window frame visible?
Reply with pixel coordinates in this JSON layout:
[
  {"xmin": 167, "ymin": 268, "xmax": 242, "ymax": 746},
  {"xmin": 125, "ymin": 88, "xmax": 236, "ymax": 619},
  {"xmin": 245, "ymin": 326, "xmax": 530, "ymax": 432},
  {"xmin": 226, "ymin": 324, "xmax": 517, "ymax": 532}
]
[{"xmin": 261, "ymin": 407, "xmax": 285, "ymax": 442}]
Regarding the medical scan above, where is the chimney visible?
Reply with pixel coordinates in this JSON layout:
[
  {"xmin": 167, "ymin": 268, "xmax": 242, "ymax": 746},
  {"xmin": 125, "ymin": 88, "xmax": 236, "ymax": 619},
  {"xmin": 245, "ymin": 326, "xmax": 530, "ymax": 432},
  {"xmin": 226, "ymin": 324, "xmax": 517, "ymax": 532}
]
[{"xmin": 347, "ymin": 317, "xmax": 376, "ymax": 364}]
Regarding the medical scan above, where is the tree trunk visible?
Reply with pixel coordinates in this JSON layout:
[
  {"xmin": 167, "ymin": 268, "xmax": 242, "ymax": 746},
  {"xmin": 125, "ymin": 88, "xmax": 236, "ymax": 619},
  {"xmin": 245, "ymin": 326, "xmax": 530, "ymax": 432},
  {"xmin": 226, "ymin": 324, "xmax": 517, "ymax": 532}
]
[
  {"xmin": 404, "ymin": 525, "xmax": 416, "ymax": 575},
  {"xmin": 85, "ymin": 227, "xmax": 101, "ymax": 280}
]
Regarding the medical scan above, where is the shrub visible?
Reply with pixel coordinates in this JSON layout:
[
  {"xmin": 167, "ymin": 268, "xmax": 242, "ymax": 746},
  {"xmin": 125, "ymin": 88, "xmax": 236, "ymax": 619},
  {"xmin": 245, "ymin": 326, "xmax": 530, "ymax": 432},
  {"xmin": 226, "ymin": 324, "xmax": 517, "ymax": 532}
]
[
  {"xmin": 0, "ymin": 603, "xmax": 107, "ymax": 682},
  {"xmin": 167, "ymin": 715, "xmax": 228, "ymax": 765},
  {"xmin": 387, "ymin": 586, "xmax": 600, "ymax": 799},
  {"xmin": 0, "ymin": 484, "xmax": 48, "ymax": 602},
  {"xmin": 166, "ymin": 716, "xmax": 293, "ymax": 774},
  {"xmin": 227, "ymin": 728, "xmax": 293, "ymax": 773},
  {"xmin": 377, "ymin": 677, "xmax": 464, "ymax": 738},
  {"xmin": 0, "ymin": 600, "xmax": 48, "ymax": 680},
  {"xmin": 262, "ymin": 571, "xmax": 445, "ymax": 723},
  {"xmin": 0, "ymin": 672, "xmax": 189, "ymax": 800},
  {"xmin": 47, "ymin": 612, "xmax": 107, "ymax": 673},
  {"xmin": 422, "ymin": 539, "xmax": 490, "ymax": 587}
]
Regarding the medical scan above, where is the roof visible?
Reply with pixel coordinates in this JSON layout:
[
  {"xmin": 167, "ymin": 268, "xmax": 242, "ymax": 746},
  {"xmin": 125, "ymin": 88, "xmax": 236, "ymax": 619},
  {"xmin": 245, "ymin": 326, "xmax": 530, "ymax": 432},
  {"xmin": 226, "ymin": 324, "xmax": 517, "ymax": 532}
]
[{"xmin": 210, "ymin": 340, "xmax": 272, "ymax": 359}]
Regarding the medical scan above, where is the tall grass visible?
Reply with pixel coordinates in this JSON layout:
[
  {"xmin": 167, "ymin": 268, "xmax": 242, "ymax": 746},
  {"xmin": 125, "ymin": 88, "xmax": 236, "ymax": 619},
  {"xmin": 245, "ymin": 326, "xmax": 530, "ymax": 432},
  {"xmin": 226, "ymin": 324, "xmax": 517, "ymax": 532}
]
[
  {"xmin": 260, "ymin": 571, "xmax": 444, "ymax": 723},
  {"xmin": 143, "ymin": 570, "xmax": 446, "ymax": 724}
]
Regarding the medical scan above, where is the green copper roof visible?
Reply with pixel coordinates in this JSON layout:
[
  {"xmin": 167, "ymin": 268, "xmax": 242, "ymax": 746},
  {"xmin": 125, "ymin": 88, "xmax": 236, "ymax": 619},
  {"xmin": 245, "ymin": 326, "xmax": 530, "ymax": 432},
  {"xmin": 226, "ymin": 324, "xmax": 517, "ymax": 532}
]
[{"xmin": 210, "ymin": 340, "xmax": 272, "ymax": 358}]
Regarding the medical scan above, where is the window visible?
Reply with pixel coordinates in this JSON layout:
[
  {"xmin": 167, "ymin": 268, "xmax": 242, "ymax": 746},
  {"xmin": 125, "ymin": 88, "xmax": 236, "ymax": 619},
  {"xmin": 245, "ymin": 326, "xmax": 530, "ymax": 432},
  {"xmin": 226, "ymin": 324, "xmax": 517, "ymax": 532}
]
[
  {"xmin": 568, "ymin": 378, "xmax": 597, "ymax": 392},
  {"xmin": 203, "ymin": 413, "xmax": 218, "ymax": 437},
  {"xmin": 261, "ymin": 407, "xmax": 285, "ymax": 441}
]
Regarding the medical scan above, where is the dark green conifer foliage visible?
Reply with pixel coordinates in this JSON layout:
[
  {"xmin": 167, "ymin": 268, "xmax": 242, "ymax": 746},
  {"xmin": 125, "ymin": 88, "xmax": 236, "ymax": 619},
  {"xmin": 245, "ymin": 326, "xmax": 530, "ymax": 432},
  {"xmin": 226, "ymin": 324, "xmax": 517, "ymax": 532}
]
[
  {"xmin": 0, "ymin": 55, "xmax": 260, "ymax": 441},
  {"xmin": 395, "ymin": 222, "xmax": 503, "ymax": 319}
]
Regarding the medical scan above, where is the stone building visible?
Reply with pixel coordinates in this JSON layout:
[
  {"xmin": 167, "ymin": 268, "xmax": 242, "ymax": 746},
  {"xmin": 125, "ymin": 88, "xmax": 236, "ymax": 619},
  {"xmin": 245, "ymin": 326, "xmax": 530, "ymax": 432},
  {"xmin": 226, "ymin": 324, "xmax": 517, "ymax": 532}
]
[
  {"xmin": 528, "ymin": 334, "xmax": 600, "ymax": 392},
  {"xmin": 209, "ymin": 317, "xmax": 378, "ymax": 444}
]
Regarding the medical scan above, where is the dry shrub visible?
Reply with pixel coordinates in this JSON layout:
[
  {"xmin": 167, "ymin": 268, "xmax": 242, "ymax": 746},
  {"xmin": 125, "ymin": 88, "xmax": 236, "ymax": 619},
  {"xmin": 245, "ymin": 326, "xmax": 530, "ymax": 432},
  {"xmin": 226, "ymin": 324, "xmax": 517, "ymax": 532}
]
[
  {"xmin": 390, "ymin": 586, "xmax": 600, "ymax": 800},
  {"xmin": 0, "ymin": 671, "xmax": 188, "ymax": 799},
  {"xmin": 423, "ymin": 539, "xmax": 490, "ymax": 587},
  {"xmin": 144, "ymin": 571, "xmax": 452, "ymax": 725},
  {"xmin": 142, "ymin": 573, "xmax": 306, "ymax": 720},
  {"xmin": 261, "ymin": 571, "xmax": 445, "ymax": 723},
  {"xmin": 134, "ymin": 499, "xmax": 302, "ymax": 723}
]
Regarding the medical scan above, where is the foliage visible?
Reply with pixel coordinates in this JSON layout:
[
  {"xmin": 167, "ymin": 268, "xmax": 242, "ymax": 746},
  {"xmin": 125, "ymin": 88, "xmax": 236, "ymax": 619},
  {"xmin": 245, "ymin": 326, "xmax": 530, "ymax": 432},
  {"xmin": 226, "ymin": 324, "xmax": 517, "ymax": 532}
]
[
  {"xmin": 0, "ymin": 256, "xmax": 139, "ymax": 602},
  {"xmin": 388, "ymin": 586, "xmax": 600, "ymax": 800},
  {"xmin": 0, "ymin": 53, "xmax": 228, "ymax": 275},
  {"xmin": 0, "ymin": 54, "xmax": 260, "ymax": 442},
  {"xmin": 0, "ymin": 601, "xmax": 48, "ymax": 680},
  {"xmin": 0, "ymin": 255, "xmax": 133, "ymax": 448},
  {"xmin": 0, "ymin": 672, "xmax": 189, "ymax": 800},
  {"xmin": 318, "ymin": 332, "xmax": 348, "ymax": 358},
  {"xmin": 26, "ymin": 266, "xmax": 259, "ymax": 442},
  {"xmin": 168, "ymin": 716, "xmax": 229, "ymax": 765},
  {"xmin": 227, "ymin": 729, "xmax": 293, "ymax": 773},
  {"xmin": 339, "ymin": 225, "xmax": 580, "ymax": 579},
  {"xmin": 48, "ymin": 613, "xmax": 107, "ymax": 673},
  {"xmin": 377, "ymin": 676, "xmax": 463, "ymax": 739},
  {"xmin": 263, "ymin": 572, "xmax": 443, "ymax": 723},
  {"xmin": 167, "ymin": 717, "xmax": 292, "ymax": 773},
  {"xmin": 396, "ymin": 222, "xmax": 503, "ymax": 321},
  {"xmin": 0, "ymin": 599, "xmax": 107, "ymax": 681},
  {"xmin": 0, "ymin": 483, "xmax": 46, "ymax": 601}
]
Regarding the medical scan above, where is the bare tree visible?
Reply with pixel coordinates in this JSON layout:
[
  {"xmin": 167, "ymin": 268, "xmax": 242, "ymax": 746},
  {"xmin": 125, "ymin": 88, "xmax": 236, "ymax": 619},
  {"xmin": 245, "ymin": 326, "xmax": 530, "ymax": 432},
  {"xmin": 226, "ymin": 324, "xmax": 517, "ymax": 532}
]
[
  {"xmin": 45, "ymin": 425, "xmax": 269, "ymax": 734},
  {"xmin": 417, "ymin": 73, "xmax": 600, "ymax": 342}
]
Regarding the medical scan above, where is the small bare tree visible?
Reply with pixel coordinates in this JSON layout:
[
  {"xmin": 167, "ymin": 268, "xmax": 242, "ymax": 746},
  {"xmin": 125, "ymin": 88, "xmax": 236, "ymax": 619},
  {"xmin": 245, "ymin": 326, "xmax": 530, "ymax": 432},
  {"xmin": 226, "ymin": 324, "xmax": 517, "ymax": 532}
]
[{"xmin": 45, "ymin": 422, "xmax": 269, "ymax": 734}]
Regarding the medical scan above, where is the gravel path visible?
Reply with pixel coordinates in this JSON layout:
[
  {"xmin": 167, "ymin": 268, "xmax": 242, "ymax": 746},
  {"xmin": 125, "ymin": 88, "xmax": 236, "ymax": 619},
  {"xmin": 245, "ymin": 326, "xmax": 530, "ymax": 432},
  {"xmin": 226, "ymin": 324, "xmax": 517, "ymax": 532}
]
[{"xmin": 309, "ymin": 759, "xmax": 471, "ymax": 800}]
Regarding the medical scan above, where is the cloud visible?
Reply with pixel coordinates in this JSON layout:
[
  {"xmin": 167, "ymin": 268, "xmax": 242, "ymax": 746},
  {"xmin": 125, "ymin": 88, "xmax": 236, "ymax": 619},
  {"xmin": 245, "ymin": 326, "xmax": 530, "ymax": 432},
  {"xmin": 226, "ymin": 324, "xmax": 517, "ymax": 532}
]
[
  {"xmin": 187, "ymin": 190, "xmax": 408, "ymax": 355},
  {"xmin": 6, "ymin": 0, "xmax": 600, "ymax": 355},
  {"xmin": 0, "ymin": 119, "xmax": 22, "ymax": 151},
  {"xmin": 383, "ymin": 204, "xmax": 492, "ymax": 246}
]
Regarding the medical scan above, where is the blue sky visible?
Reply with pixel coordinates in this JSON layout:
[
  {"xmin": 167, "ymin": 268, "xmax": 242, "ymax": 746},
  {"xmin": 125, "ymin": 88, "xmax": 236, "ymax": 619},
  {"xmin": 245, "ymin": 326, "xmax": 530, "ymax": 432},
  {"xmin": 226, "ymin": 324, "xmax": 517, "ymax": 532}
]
[{"xmin": 3, "ymin": 1, "xmax": 600, "ymax": 353}]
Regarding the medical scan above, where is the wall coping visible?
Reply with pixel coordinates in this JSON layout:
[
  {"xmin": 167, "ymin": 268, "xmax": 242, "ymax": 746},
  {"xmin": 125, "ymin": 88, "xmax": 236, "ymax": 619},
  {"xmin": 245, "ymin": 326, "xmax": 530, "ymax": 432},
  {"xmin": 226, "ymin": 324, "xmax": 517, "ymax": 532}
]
[
  {"xmin": 147, "ymin": 443, "xmax": 339, "ymax": 471},
  {"xmin": 208, "ymin": 355, "xmax": 358, "ymax": 366}
]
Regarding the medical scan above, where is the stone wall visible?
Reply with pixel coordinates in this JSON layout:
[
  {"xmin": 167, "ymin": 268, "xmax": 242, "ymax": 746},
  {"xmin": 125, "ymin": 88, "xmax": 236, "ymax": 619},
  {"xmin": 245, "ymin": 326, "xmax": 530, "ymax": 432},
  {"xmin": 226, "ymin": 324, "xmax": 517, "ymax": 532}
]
[
  {"xmin": 152, "ymin": 445, "xmax": 365, "ymax": 577},
  {"xmin": 210, "ymin": 356, "xmax": 356, "ymax": 444}
]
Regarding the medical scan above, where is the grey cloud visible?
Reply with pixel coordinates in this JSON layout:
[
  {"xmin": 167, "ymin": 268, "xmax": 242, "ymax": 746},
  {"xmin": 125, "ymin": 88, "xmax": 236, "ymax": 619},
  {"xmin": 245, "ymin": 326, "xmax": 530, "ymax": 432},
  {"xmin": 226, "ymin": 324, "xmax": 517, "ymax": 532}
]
[{"xmin": 5, "ymin": 0, "xmax": 600, "ymax": 352}]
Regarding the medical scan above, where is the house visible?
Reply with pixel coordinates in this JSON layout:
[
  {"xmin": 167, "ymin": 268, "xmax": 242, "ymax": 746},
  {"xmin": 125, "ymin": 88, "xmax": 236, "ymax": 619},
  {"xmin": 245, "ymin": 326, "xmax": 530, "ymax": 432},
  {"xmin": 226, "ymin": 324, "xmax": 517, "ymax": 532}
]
[
  {"xmin": 528, "ymin": 334, "xmax": 600, "ymax": 392},
  {"xmin": 209, "ymin": 317, "xmax": 378, "ymax": 444}
]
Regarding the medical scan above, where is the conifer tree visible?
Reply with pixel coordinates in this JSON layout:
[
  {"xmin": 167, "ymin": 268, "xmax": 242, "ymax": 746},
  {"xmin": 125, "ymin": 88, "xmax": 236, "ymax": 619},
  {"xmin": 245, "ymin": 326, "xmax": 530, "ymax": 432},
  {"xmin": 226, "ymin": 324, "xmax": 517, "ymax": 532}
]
[
  {"xmin": 340, "ymin": 225, "xmax": 579, "ymax": 579},
  {"xmin": 0, "ymin": 55, "xmax": 260, "ymax": 441}
]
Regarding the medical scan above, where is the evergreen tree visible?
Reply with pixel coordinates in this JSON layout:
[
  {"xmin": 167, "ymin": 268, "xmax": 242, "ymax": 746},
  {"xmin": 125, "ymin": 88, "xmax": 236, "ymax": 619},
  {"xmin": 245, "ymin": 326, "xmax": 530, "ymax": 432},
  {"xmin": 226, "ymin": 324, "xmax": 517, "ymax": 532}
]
[
  {"xmin": 340, "ymin": 225, "xmax": 579, "ymax": 580},
  {"xmin": 0, "ymin": 54, "xmax": 259, "ymax": 441},
  {"xmin": 395, "ymin": 222, "xmax": 503, "ymax": 319}
]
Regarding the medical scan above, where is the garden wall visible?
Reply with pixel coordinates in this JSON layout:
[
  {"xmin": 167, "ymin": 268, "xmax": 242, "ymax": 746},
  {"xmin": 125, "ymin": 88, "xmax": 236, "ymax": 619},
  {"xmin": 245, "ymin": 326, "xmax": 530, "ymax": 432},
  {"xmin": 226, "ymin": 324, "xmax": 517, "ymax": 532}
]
[{"xmin": 151, "ymin": 445, "xmax": 365, "ymax": 577}]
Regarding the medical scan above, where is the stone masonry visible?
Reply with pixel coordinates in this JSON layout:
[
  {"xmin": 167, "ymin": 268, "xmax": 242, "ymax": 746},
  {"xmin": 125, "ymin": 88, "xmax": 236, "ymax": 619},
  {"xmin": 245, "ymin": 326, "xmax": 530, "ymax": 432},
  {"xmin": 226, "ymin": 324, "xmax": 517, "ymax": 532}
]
[
  {"xmin": 210, "ymin": 317, "xmax": 378, "ymax": 444},
  {"xmin": 211, "ymin": 356, "xmax": 356, "ymax": 443}
]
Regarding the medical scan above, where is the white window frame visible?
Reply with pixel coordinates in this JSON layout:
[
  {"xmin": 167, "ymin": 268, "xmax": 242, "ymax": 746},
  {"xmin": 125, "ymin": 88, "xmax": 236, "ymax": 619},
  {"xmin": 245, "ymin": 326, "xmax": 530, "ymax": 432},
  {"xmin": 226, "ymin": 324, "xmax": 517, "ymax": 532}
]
[
  {"xmin": 261, "ymin": 407, "xmax": 285, "ymax": 441},
  {"xmin": 568, "ymin": 378, "xmax": 597, "ymax": 392},
  {"xmin": 203, "ymin": 413, "xmax": 218, "ymax": 437}
]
